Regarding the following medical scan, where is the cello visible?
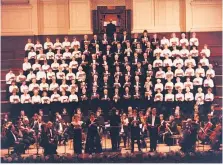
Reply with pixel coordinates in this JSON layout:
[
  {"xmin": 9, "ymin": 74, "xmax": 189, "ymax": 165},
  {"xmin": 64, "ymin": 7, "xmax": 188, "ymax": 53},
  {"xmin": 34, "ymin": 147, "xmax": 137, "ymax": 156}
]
[
  {"xmin": 210, "ymin": 123, "xmax": 222, "ymax": 150},
  {"xmin": 198, "ymin": 121, "xmax": 213, "ymax": 141}
]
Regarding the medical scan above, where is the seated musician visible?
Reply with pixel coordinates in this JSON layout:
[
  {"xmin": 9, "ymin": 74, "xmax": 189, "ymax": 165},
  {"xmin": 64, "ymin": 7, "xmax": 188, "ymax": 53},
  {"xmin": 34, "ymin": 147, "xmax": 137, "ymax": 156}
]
[
  {"xmin": 163, "ymin": 115, "xmax": 178, "ymax": 146},
  {"xmin": 158, "ymin": 114, "xmax": 166, "ymax": 143},
  {"xmin": 6, "ymin": 124, "xmax": 26, "ymax": 155}
]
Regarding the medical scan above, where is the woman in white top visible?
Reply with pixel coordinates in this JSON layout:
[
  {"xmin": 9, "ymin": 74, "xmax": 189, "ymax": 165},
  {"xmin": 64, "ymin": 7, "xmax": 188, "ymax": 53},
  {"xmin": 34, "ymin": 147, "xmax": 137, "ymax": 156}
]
[
  {"xmin": 169, "ymin": 33, "xmax": 179, "ymax": 47},
  {"xmin": 189, "ymin": 32, "xmax": 199, "ymax": 47},
  {"xmin": 53, "ymin": 38, "xmax": 62, "ymax": 50},
  {"xmin": 41, "ymin": 91, "xmax": 50, "ymax": 104},
  {"xmin": 76, "ymin": 66, "xmax": 86, "ymax": 82},
  {"xmin": 71, "ymin": 37, "xmax": 80, "ymax": 49},
  {"xmin": 44, "ymin": 37, "xmax": 53, "ymax": 50},
  {"xmin": 62, "ymin": 36, "xmax": 71, "ymax": 49},
  {"xmin": 179, "ymin": 33, "xmax": 189, "ymax": 47},
  {"xmin": 200, "ymin": 44, "xmax": 211, "ymax": 58},
  {"xmin": 32, "ymin": 90, "xmax": 41, "ymax": 104},
  {"xmin": 49, "ymin": 78, "xmax": 59, "ymax": 91},
  {"xmin": 25, "ymin": 38, "xmax": 34, "ymax": 52},
  {"xmin": 34, "ymin": 40, "xmax": 43, "ymax": 52},
  {"xmin": 69, "ymin": 90, "xmax": 79, "ymax": 102},
  {"xmin": 10, "ymin": 92, "xmax": 20, "ymax": 104}
]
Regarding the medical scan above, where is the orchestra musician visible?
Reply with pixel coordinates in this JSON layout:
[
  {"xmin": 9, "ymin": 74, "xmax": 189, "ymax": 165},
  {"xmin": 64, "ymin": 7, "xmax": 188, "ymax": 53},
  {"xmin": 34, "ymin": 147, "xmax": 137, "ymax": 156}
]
[{"xmin": 119, "ymin": 113, "xmax": 129, "ymax": 148}]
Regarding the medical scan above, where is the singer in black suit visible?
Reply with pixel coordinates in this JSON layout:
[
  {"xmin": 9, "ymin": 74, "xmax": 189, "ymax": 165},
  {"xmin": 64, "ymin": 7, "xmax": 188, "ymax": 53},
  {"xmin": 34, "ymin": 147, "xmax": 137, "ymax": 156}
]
[{"xmin": 147, "ymin": 108, "xmax": 161, "ymax": 152}]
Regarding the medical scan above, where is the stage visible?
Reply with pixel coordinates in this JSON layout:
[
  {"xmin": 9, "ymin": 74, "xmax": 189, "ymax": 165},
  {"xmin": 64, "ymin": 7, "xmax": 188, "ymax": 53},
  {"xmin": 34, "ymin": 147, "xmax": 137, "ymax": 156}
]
[{"xmin": 1, "ymin": 137, "xmax": 213, "ymax": 158}]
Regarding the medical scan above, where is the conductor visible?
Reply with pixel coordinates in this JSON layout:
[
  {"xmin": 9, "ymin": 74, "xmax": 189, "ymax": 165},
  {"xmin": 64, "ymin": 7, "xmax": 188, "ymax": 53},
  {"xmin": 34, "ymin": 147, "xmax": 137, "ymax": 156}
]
[{"xmin": 106, "ymin": 19, "xmax": 116, "ymax": 38}]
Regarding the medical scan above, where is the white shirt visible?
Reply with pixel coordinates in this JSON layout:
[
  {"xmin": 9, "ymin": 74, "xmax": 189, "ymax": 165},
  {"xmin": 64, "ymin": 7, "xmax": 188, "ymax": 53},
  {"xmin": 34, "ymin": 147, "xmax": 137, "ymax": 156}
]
[
  {"xmin": 185, "ymin": 58, "xmax": 196, "ymax": 67},
  {"xmin": 69, "ymin": 94, "xmax": 79, "ymax": 102},
  {"xmin": 60, "ymin": 63, "xmax": 68, "ymax": 71},
  {"xmin": 152, "ymin": 115, "xmax": 155, "ymax": 126},
  {"xmin": 28, "ymin": 51, "xmax": 36, "ymax": 59},
  {"xmin": 153, "ymin": 59, "xmax": 163, "ymax": 68},
  {"xmin": 190, "ymin": 49, "xmax": 199, "ymax": 57},
  {"xmin": 51, "ymin": 93, "xmax": 61, "ymax": 102},
  {"xmin": 20, "ymin": 84, "xmax": 29, "ymax": 93},
  {"xmin": 25, "ymin": 43, "xmax": 34, "ymax": 51},
  {"xmin": 165, "ymin": 93, "xmax": 174, "ymax": 101},
  {"xmin": 154, "ymin": 83, "xmax": 163, "ymax": 92},
  {"xmin": 195, "ymin": 68, "xmax": 205, "ymax": 77},
  {"xmin": 34, "ymin": 43, "xmax": 43, "ymax": 51},
  {"xmin": 37, "ymin": 53, "xmax": 46, "ymax": 61},
  {"xmin": 184, "ymin": 81, "xmax": 193, "ymax": 89},
  {"xmin": 66, "ymin": 73, "xmax": 76, "ymax": 81},
  {"xmin": 26, "ymin": 73, "xmax": 36, "ymax": 82},
  {"xmin": 190, "ymin": 37, "xmax": 199, "ymax": 46},
  {"xmin": 49, "ymin": 83, "xmax": 59, "ymax": 91},
  {"xmin": 175, "ymin": 82, "xmax": 184, "ymax": 90},
  {"xmin": 40, "ymin": 83, "xmax": 49, "ymax": 91},
  {"xmin": 155, "ymin": 71, "xmax": 165, "ymax": 79},
  {"xmin": 47, "ymin": 72, "xmax": 56, "ymax": 80},
  {"xmin": 32, "ymin": 63, "xmax": 41, "ymax": 71},
  {"xmin": 29, "ymin": 83, "xmax": 40, "ymax": 91},
  {"xmin": 165, "ymin": 82, "xmax": 174, "ymax": 90},
  {"xmin": 60, "ymin": 84, "xmax": 69, "ymax": 92},
  {"xmin": 32, "ymin": 95, "xmax": 41, "ymax": 104},
  {"xmin": 161, "ymin": 49, "xmax": 172, "ymax": 57},
  {"xmin": 171, "ymin": 49, "xmax": 180, "ymax": 57},
  {"xmin": 53, "ymin": 42, "xmax": 62, "ymax": 49},
  {"xmin": 63, "ymin": 52, "xmax": 72, "ymax": 59},
  {"xmin": 69, "ymin": 60, "xmax": 78, "ymax": 69},
  {"xmin": 153, "ymin": 48, "xmax": 162, "ymax": 57},
  {"xmin": 46, "ymin": 51, "xmax": 55, "ymax": 60},
  {"xmin": 51, "ymin": 63, "xmax": 59, "ymax": 70},
  {"xmin": 180, "ymin": 38, "xmax": 189, "ymax": 46},
  {"xmin": 200, "ymin": 48, "xmax": 211, "ymax": 57},
  {"xmin": 193, "ymin": 77, "xmax": 203, "ymax": 86},
  {"xmin": 200, "ymin": 58, "xmax": 209, "ymax": 66},
  {"xmin": 6, "ymin": 73, "xmax": 15, "ymax": 84},
  {"xmin": 163, "ymin": 59, "xmax": 173, "ymax": 67},
  {"xmin": 16, "ymin": 74, "xmax": 26, "ymax": 83},
  {"xmin": 56, "ymin": 72, "xmax": 65, "ymax": 80},
  {"xmin": 36, "ymin": 71, "xmax": 46, "ymax": 80},
  {"xmin": 205, "ymin": 93, "xmax": 214, "ymax": 102},
  {"xmin": 154, "ymin": 93, "xmax": 163, "ymax": 101},
  {"xmin": 175, "ymin": 93, "xmax": 184, "ymax": 101},
  {"xmin": 203, "ymin": 79, "xmax": 214, "ymax": 88},
  {"xmin": 195, "ymin": 93, "xmax": 205, "ymax": 105},
  {"xmin": 160, "ymin": 38, "xmax": 170, "ymax": 47},
  {"xmin": 41, "ymin": 96, "xmax": 50, "ymax": 104},
  {"xmin": 175, "ymin": 69, "xmax": 184, "ymax": 77},
  {"xmin": 165, "ymin": 71, "xmax": 174, "ymax": 80},
  {"xmin": 71, "ymin": 41, "xmax": 80, "ymax": 48},
  {"xmin": 44, "ymin": 42, "xmax": 53, "ymax": 49},
  {"xmin": 72, "ymin": 51, "xmax": 81, "ymax": 59},
  {"xmin": 169, "ymin": 37, "xmax": 179, "ymax": 46},
  {"xmin": 173, "ymin": 58, "xmax": 183, "ymax": 67},
  {"xmin": 42, "ymin": 64, "xmax": 50, "ymax": 72},
  {"xmin": 62, "ymin": 41, "xmax": 71, "ymax": 49},
  {"xmin": 185, "ymin": 68, "xmax": 195, "ymax": 77},
  {"xmin": 9, "ymin": 85, "xmax": 19, "ymax": 93},
  {"xmin": 180, "ymin": 48, "xmax": 189, "ymax": 58},
  {"xmin": 185, "ymin": 92, "xmax": 194, "ymax": 101},
  {"xmin": 55, "ymin": 53, "xmax": 63, "ymax": 60},
  {"xmin": 60, "ymin": 95, "xmax": 69, "ymax": 103},
  {"xmin": 206, "ymin": 69, "xmax": 215, "ymax": 78},
  {"xmin": 10, "ymin": 95, "xmax": 20, "ymax": 104},
  {"xmin": 23, "ymin": 62, "xmax": 32, "ymax": 71},
  {"xmin": 21, "ymin": 94, "xmax": 31, "ymax": 104}
]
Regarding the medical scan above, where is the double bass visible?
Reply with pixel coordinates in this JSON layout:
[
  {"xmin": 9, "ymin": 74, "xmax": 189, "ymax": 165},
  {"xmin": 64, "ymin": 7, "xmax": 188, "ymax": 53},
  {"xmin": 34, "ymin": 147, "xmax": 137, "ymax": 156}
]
[{"xmin": 210, "ymin": 123, "xmax": 222, "ymax": 150}]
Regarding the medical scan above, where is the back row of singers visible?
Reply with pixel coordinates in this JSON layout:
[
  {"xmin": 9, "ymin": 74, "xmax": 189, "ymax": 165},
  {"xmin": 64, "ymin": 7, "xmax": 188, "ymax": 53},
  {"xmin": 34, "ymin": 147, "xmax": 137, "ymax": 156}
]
[{"xmin": 24, "ymin": 31, "xmax": 204, "ymax": 52}]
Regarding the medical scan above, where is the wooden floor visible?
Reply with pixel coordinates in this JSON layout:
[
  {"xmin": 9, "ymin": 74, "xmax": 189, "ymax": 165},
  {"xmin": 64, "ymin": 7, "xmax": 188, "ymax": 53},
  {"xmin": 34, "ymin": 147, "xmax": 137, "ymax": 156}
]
[{"xmin": 1, "ymin": 137, "xmax": 213, "ymax": 158}]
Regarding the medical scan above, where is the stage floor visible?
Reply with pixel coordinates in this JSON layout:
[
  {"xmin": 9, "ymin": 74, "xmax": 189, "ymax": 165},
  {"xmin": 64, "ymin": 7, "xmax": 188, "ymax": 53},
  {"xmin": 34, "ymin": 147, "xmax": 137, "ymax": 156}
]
[{"xmin": 1, "ymin": 138, "xmax": 212, "ymax": 158}]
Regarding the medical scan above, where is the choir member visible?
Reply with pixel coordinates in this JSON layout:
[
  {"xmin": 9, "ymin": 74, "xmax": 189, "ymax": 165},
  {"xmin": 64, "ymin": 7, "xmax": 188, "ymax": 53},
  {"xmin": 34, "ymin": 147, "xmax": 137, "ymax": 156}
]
[
  {"xmin": 28, "ymin": 48, "xmax": 37, "ymax": 62},
  {"xmin": 49, "ymin": 78, "xmax": 59, "ymax": 92},
  {"xmin": 160, "ymin": 36, "xmax": 170, "ymax": 48},
  {"xmin": 28, "ymin": 78, "xmax": 40, "ymax": 92},
  {"xmin": 180, "ymin": 45, "xmax": 189, "ymax": 58},
  {"xmin": 206, "ymin": 64, "xmax": 215, "ymax": 78},
  {"xmin": 175, "ymin": 77, "xmax": 184, "ymax": 91},
  {"xmin": 23, "ymin": 58, "xmax": 32, "ymax": 76},
  {"xmin": 9, "ymin": 81, "xmax": 19, "ymax": 94},
  {"xmin": 60, "ymin": 91, "xmax": 69, "ymax": 103},
  {"xmin": 169, "ymin": 33, "xmax": 179, "ymax": 47},
  {"xmin": 41, "ymin": 91, "xmax": 50, "ymax": 104},
  {"xmin": 34, "ymin": 39, "xmax": 43, "ymax": 52},
  {"xmin": 20, "ymin": 81, "xmax": 29, "ymax": 94},
  {"xmin": 44, "ymin": 37, "xmax": 53, "ymax": 51},
  {"xmin": 179, "ymin": 33, "xmax": 189, "ymax": 47},
  {"xmin": 53, "ymin": 38, "xmax": 62, "ymax": 50},
  {"xmin": 161, "ymin": 44, "xmax": 172, "ymax": 58},
  {"xmin": 69, "ymin": 90, "xmax": 79, "ymax": 102},
  {"xmin": 200, "ymin": 44, "xmax": 211, "ymax": 58},
  {"xmin": 40, "ymin": 78, "xmax": 49, "ymax": 92},
  {"xmin": 154, "ymin": 79, "xmax": 164, "ymax": 92},
  {"xmin": 42, "ymin": 60, "xmax": 50, "ymax": 72},
  {"xmin": 195, "ymin": 63, "xmax": 205, "ymax": 77},
  {"xmin": 184, "ymin": 77, "xmax": 193, "ymax": 90},
  {"xmin": 21, "ymin": 90, "xmax": 31, "ymax": 104},
  {"xmin": 10, "ymin": 91, "xmax": 20, "ymax": 104},
  {"xmin": 189, "ymin": 32, "xmax": 199, "ymax": 47},
  {"xmin": 71, "ymin": 37, "xmax": 80, "ymax": 49},
  {"xmin": 32, "ymin": 90, "xmax": 41, "ymax": 104},
  {"xmin": 151, "ymin": 33, "xmax": 160, "ymax": 49},
  {"xmin": 32, "ymin": 60, "xmax": 41, "ymax": 73}
]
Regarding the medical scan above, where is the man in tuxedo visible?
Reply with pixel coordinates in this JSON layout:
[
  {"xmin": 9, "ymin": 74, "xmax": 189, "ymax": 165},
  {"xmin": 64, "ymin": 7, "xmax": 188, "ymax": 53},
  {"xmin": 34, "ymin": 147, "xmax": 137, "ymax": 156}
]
[
  {"xmin": 109, "ymin": 108, "xmax": 121, "ymax": 151},
  {"xmin": 150, "ymin": 33, "xmax": 160, "ymax": 50},
  {"xmin": 147, "ymin": 108, "xmax": 160, "ymax": 152},
  {"xmin": 6, "ymin": 125, "xmax": 25, "ymax": 154},
  {"xmin": 106, "ymin": 19, "xmax": 116, "ymax": 39},
  {"xmin": 120, "ymin": 30, "xmax": 131, "ymax": 49}
]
